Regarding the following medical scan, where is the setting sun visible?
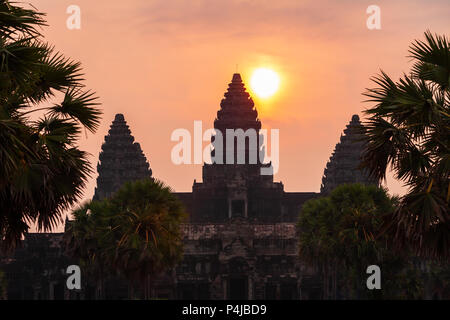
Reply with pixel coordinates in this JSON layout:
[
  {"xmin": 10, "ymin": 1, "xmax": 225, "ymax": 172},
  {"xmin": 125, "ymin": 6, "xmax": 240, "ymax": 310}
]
[{"xmin": 250, "ymin": 68, "xmax": 280, "ymax": 98}]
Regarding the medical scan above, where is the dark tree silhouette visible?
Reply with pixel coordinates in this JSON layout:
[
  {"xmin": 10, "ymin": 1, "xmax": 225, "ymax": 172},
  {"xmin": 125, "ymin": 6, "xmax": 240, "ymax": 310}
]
[
  {"xmin": 362, "ymin": 31, "xmax": 449, "ymax": 261},
  {"xmin": 0, "ymin": 1, "xmax": 101, "ymax": 251},
  {"xmin": 66, "ymin": 179, "xmax": 186, "ymax": 299}
]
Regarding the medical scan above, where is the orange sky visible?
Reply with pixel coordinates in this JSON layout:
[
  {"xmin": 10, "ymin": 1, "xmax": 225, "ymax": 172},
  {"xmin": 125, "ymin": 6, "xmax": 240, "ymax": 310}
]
[{"xmin": 29, "ymin": 0, "xmax": 449, "ymax": 231}]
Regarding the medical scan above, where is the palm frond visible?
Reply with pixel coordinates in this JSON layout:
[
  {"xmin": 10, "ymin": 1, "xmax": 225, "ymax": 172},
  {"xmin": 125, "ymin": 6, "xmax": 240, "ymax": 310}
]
[
  {"xmin": 409, "ymin": 31, "xmax": 450, "ymax": 90},
  {"xmin": 0, "ymin": 1, "xmax": 46, "ymax": 39},
  {"xmin": 49, "ymin": 88, "xmax": 101, "ymax": 132}
]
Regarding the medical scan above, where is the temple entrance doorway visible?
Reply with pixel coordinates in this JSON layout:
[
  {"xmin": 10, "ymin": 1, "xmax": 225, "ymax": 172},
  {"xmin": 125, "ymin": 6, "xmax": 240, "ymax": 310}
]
[{"xmin": 229, "ymin": 277, "xmax": 248, "ymax": 300}]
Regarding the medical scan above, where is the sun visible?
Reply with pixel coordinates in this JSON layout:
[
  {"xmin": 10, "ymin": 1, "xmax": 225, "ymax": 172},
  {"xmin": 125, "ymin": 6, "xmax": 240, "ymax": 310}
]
[{"xmin": 250, "ymin": 68, "xmax": 280, "ymax": 99}]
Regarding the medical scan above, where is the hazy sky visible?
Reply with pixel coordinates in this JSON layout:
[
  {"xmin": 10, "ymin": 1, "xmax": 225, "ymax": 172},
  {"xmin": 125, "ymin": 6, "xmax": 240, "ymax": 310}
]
[{"xmin": 29, "ymin": 0, "xmax": 449, "ymax": 230}]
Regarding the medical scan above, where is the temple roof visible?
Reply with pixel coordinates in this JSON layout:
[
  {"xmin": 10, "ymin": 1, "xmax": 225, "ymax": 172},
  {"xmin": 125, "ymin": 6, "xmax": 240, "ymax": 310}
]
[
  {"xmin": 214, "ymin": 73, "xmax": 261, "ymax": 131},
  {"xmin": 93, "ymin": 113, "xmax": 152, "ymax": 200},
  {"xmin": 320, "ymin": 114, "xmax": 378, "ymax": 194}
]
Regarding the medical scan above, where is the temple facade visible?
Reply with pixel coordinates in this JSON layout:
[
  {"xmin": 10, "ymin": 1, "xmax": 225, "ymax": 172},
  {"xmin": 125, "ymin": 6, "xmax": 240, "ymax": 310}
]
[
  {"xmin": 1, "ymin": 74, "xmax": 379, "ymax": 300},
  {"xmin": 167, "ymin": 74, "xmax": 319, "ymax": 299}
]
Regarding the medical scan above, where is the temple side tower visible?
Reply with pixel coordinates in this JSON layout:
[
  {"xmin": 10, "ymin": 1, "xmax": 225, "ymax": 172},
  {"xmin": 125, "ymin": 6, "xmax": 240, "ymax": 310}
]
[
  {"xmin": 93, "ymin": 114, "xmax": 152, "ymax": 200},
  {"xmin": 320, "ymin": 114, "xmax": 378, "ymax": 194}
]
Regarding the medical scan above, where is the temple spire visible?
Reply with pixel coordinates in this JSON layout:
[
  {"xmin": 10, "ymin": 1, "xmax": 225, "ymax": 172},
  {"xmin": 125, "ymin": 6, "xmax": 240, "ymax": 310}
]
[
  {"xmin": 320, "ymin": 114, "xmax": 378, "ymax": 194},
  {"xmin": 201, "ymin": 73, "xmax": 272, "ymax": 185},
  {"xmin": 232, "ymin": 73, "xmax": 242, "ymax": 83},
  {"xmin": 93, "ymin": 113, "xmax": 152, "ymax": 200},
  {"xmin": 215, "ymin": 73, "xmax": 261, "ymax": 130}
]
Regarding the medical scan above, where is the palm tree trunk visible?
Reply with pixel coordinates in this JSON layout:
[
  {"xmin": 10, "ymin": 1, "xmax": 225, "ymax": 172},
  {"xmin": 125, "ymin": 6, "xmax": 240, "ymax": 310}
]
[
  {"xmin": 333, "ymin": 262, "xmax": 337, "ymax": 299},
  {"xmin": 143, "ymin": 274, "xmax": 152, "ymax": 300},
  {"xmin": 147, "ymin": 274, "xmax": 152, "ymax": 300},
  {"xmin": 322, "ymin": 265, "xmax": 329, "ymax": 300},
  {"xmin": 128, "ymin": 283, "xmax": 134, "ymax": 300},
  {"xmin": 96, "ymin": 277, "xmax": 104, "ymax": 300},
  {"xmin": 144, "ymin": 276, "xmax": 148, "ymax": 300}
]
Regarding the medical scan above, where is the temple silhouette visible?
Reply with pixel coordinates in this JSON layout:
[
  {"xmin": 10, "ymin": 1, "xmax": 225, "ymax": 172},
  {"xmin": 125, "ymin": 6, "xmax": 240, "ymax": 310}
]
[
  {"xmin": 93, "ymin": 113, "xmax": 152, "ymax": 201},
  {"xmin": 0, "ymin": 74, "xmax": 376, "ymax": 300}
]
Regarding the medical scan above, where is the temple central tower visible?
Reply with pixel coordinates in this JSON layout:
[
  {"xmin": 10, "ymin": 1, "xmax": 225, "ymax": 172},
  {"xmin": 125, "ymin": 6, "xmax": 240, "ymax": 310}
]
[
  {"xmin": 202, "ymin": 73, "xmax": 272, "ymax": 184},
  {"xmin": 213, "ymin": 72, "xmax": 261, "ymax": 165},
  {"xmin": 190, "ymin": 73, "xmax": 284, "ymax": 222}
]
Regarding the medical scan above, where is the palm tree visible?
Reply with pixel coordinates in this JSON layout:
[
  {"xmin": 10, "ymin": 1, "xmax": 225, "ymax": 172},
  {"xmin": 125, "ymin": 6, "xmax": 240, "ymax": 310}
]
[
  {"xmin": 65, "ymin": 178, "xmax": 186, "ymax": 299},
  {"xmin": 297, "ymin": 184, "xmax": 415, "ymax": 299},
  {"xmin": 362, "ymin": 31, "xmax": 449, "ymax": 261},
  {"xmin": 65, "ymin": 201, "xmax": 115, "ymax": 299},
  {"xmin": 0, "ymin": 1, "xmax": 101, "ymax": 251},
  {"xmin": 0, "ymin": 269, "xmax": 6, "ymax": 299},
  {"xmin": 297, "ymin": 196, "xmax": 338, "ymax": 299},
  {"xmin": 110, "ymin": 179, "xmax": 186, "ymax": 299}
]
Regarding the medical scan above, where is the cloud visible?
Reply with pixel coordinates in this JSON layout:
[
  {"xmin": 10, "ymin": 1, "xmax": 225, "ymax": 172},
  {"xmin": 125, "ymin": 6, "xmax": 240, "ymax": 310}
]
[
  {"xmin": 130, "ymin": 0, "xmax": 361, "ymax": 40},
  {"xmin": 124, "ymin": 0, "xmax": 449, "ymax": 46}
]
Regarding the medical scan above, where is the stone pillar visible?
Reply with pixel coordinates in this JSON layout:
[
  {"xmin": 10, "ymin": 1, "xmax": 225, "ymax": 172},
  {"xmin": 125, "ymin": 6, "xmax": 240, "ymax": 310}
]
[
  {"xmin": 223, "ymin": 278, "xmax": 227, "ymax": 299},
  {"xmin": 49, "ymin": 281, "xmax": 55, "ymax": 300},
  {"xmin": 244, "ymin": 199, "xmax": 248, "ymax": 218},
  {"xmin": 276, "ymin": 283, "xmax": 281, "ymax": 300}
]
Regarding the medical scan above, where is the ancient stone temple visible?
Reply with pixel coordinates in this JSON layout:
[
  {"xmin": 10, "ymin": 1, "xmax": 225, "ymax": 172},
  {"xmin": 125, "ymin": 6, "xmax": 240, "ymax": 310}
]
[
  {"xmin": 320, "ymin": 114, "xmax": 378, "ymax": 194},
  {"xmin": 163, "ymin": 74, "xmax": 320, "ymax": 299},
  {"xmin": 0, "ymin": 233, "xmax": 69, "ymax": 300},
  {"xmin": 2, "ymin": 74, "xmax": 384, "ymax": 301},
  {"xmin": 93, "ymin": 113, "xmax": 152, "ymax": 200},
  {"xmin": 179, "ymin": 73, "xmax": 294, "ymax": 223},
  {"xmin": 0, "ymin": 74, "xmax": 323, "ymax": 300}
]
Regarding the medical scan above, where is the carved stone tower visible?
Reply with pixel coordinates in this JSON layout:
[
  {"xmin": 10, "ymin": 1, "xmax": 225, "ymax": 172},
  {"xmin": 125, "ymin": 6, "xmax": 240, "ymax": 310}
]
[
  {"xmin": 93, "ymin": 114, "xmax": 152, "ymax": 200},
  {"xmin": 190, "ymin": 74, "xmax": 284, "ymax": 222},
  {"xmin": 320, "ymin": 114, "xmax": 378, "ymax": 194}
]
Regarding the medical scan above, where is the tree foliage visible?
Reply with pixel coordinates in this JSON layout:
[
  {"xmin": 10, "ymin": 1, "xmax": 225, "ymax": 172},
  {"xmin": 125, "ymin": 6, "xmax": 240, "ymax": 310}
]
[
  {"xmin": 0, "ymin": 0, "xmax": 101, "ymax": 252},
  {"xmin": 362, "ymin": 31, "xmax": 449, "ymax": 260},
  {"xmin": 298, "ymin": 184, "xmax": 421, "ymax": 299},
  {"xmin": 65, "ymin": 178, "xmax": 186, "ymax": 299},
  {"xmin": 0, "ymin": 269, "xmax": 6, "ymax": 299}
]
